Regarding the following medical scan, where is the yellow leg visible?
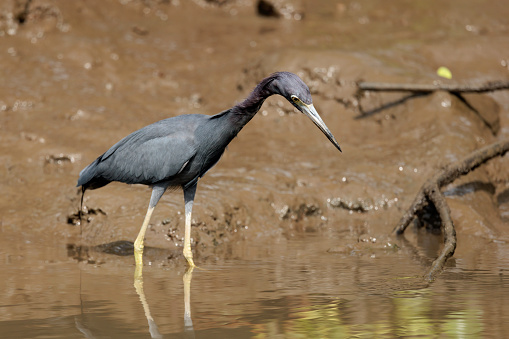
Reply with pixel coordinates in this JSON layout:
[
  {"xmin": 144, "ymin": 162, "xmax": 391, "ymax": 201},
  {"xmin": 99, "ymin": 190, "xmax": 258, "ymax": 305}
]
[
  {"xmin": 134, "ymin": 205, "xmax": 155, "ymax": 267},
  {"xmin": 183, "ymin": 184, "xmax": 197, "ymax": 267},
  {"xmin": 183, "ymin": 207, "xmax": 196, "ymax": 267}
]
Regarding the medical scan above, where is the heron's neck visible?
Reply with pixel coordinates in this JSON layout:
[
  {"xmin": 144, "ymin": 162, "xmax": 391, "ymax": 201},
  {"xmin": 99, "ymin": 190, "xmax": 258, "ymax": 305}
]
[{"xmin": 229, "ymin": 78, "xmax": 274, "ymax": 127}]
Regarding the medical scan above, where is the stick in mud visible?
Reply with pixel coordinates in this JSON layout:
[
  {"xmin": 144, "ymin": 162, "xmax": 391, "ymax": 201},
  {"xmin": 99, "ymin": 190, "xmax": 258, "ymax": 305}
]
[
  {"xmin": 393, "ymin": 139, "xmax": 509, "ymax": 281},
  {"xmin": 354, "ymin": 79, "xmax": 509, "ymax": 121},
  {"xmin": 358, "ymin": 80, "xmax": 509, "ymax": 93}
]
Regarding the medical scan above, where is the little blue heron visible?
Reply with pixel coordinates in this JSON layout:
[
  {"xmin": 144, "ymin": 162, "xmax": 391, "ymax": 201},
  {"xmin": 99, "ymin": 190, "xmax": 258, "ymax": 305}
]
[{"xmin": 77, "ymin": 71, "xmax": 341, "ymax": 267}]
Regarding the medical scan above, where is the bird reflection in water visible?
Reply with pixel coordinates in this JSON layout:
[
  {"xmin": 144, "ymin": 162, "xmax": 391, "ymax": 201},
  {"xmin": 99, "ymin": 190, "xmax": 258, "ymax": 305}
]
[
  {"xmin": 183, "ymin": 267, "xmax": 195, "ymax": 337},
  {"xmin": 134, "ymin": 265, "xmax": 196, "ymax": 338}
]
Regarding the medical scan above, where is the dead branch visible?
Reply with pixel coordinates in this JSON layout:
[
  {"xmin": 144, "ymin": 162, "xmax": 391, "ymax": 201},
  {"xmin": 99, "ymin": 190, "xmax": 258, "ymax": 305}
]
[
  {"xmin": 358, "ymin": 80, "xmax": 509, "ymax": 93},
  {"xmin": 394, "ymin": 139, "xmax": 509, "ymax": 281}
]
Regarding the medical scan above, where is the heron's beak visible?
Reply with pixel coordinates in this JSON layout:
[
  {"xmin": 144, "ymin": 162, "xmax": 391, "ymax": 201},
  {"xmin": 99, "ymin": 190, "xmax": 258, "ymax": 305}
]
[{"xmin": 299, "ymin": 103, "xmax": 342, "ymax": 152}]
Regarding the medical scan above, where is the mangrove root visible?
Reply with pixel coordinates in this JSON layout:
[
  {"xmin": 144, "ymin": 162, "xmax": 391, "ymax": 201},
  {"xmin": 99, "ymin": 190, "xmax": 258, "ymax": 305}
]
[{"xmin": 394, "ymin": 139, "xmax": 509, "ymax": 281}]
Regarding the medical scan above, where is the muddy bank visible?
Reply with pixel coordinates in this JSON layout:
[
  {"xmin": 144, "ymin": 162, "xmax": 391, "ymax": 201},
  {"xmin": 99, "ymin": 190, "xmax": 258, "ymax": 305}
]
[{"xmin": 0, "ymin": 0, "xmax": 508, "ymax": 270}]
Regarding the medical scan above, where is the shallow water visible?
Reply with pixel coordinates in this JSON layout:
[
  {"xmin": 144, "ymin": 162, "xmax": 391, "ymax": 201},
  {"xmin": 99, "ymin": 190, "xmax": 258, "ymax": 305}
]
[{"xmin": 2, "ymin": 233, "xmax": 509, "ymax": 338}]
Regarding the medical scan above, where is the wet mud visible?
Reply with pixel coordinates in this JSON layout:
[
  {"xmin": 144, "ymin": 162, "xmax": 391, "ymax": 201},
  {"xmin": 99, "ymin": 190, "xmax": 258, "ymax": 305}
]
[{"xmin": 1, "ymin": 0, "xmax": 509, "ymax": 337}]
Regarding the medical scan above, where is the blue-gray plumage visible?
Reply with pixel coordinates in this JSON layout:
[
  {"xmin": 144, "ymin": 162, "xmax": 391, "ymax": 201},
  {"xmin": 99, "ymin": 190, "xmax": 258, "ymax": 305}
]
[{"xmin": 77, "ymin": 72, "xmax": 341, "ymax": 268}]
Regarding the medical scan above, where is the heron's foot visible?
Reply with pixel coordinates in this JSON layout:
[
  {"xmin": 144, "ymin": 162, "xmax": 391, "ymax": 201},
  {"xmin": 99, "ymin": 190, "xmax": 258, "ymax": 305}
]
[
  {"xmin": 186, "ymin": 257, "xmax": 196, "ymax": 268},
  {"xmin": 134, "ymin": 241, "xmax": 144, "ymax": 266},
  {"xmin": 183, "ymin": 247, "xmax": 196, "ymax": 268}
]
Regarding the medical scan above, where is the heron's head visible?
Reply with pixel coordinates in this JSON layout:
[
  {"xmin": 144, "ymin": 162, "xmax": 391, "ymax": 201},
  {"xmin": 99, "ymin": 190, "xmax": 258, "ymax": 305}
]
[{"xmin": 269, "ymin": 72, "xmax": 342, "ymax": 152}]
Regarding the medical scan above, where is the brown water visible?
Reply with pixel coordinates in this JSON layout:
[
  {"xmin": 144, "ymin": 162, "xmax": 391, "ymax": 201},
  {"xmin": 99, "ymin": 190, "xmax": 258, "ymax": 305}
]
[
  {"xmin": 2, "ymin": 234, "xmax": 509, "ymax": 338},
  {"xmin": 1, "ymin": 0, "xmax": 509, "ymax": 337}
]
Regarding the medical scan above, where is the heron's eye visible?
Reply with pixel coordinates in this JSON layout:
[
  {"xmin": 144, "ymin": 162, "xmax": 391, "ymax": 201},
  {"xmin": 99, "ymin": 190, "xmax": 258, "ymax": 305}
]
[{"xmin": 291, "ymin": 95, "xmax": 300, "ymax": 103}]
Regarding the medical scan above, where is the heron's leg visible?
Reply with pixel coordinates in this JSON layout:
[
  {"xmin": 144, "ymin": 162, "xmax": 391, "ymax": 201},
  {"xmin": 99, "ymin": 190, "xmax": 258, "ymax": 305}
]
[
  {"xmin": 134, "ymin": 184, "xmax": 167, "ymax": 266},
  {"xmin": 183, "ymin": 183, "xmax": 197, "ymax": 267},
  {"xmin": 134, "ymin": 206, "xmax": 154, "ymax": 266}
]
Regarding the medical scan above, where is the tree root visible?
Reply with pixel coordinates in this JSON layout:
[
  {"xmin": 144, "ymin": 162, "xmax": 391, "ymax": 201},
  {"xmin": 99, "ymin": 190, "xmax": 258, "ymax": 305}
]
[
  {"xmin": 394, "ymin": 139, "xmax": 509, "ymax": 281},
  {"xmin": 355, "ymin": 80, "xmax": 509, "ymax": 124},
  {"xmin": 358, "ymin": 80, "xmax": 509, "ymax": 93}
]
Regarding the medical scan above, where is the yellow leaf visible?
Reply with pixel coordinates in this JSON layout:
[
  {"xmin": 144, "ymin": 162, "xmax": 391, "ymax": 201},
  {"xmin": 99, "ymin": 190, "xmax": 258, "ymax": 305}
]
[{"xmin": 437, "ymin": 66, "xmax": 452, "ymax": 79}]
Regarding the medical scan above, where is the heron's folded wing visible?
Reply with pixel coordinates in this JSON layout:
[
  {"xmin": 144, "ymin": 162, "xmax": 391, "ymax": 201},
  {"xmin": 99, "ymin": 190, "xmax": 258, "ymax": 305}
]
[{"xmin": 99, "ymin": 131, "xmax": 197, "ymax": 185}]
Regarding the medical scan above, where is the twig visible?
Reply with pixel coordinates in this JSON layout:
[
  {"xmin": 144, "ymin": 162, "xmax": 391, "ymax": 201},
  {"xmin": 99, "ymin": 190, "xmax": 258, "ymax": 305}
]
[
  {"xmin": 358, "ymin": 80, "xmax": 509, "ymax": 93},
  {"xmin": 394, "ymin": 139, "xmax": 509, "ymax": 281}
]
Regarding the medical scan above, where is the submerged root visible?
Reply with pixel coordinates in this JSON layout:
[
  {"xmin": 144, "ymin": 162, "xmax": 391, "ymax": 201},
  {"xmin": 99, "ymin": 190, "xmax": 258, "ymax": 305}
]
[{"xmin": 394, "ymin": 139, "xmax": 509, "ymax": 282}]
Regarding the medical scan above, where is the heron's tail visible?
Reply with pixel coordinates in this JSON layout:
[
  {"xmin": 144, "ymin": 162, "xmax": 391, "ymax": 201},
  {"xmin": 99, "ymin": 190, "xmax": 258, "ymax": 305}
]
[{"xmin": 77, "ymin": 157, "xmax": 110, "ymax": 190}]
